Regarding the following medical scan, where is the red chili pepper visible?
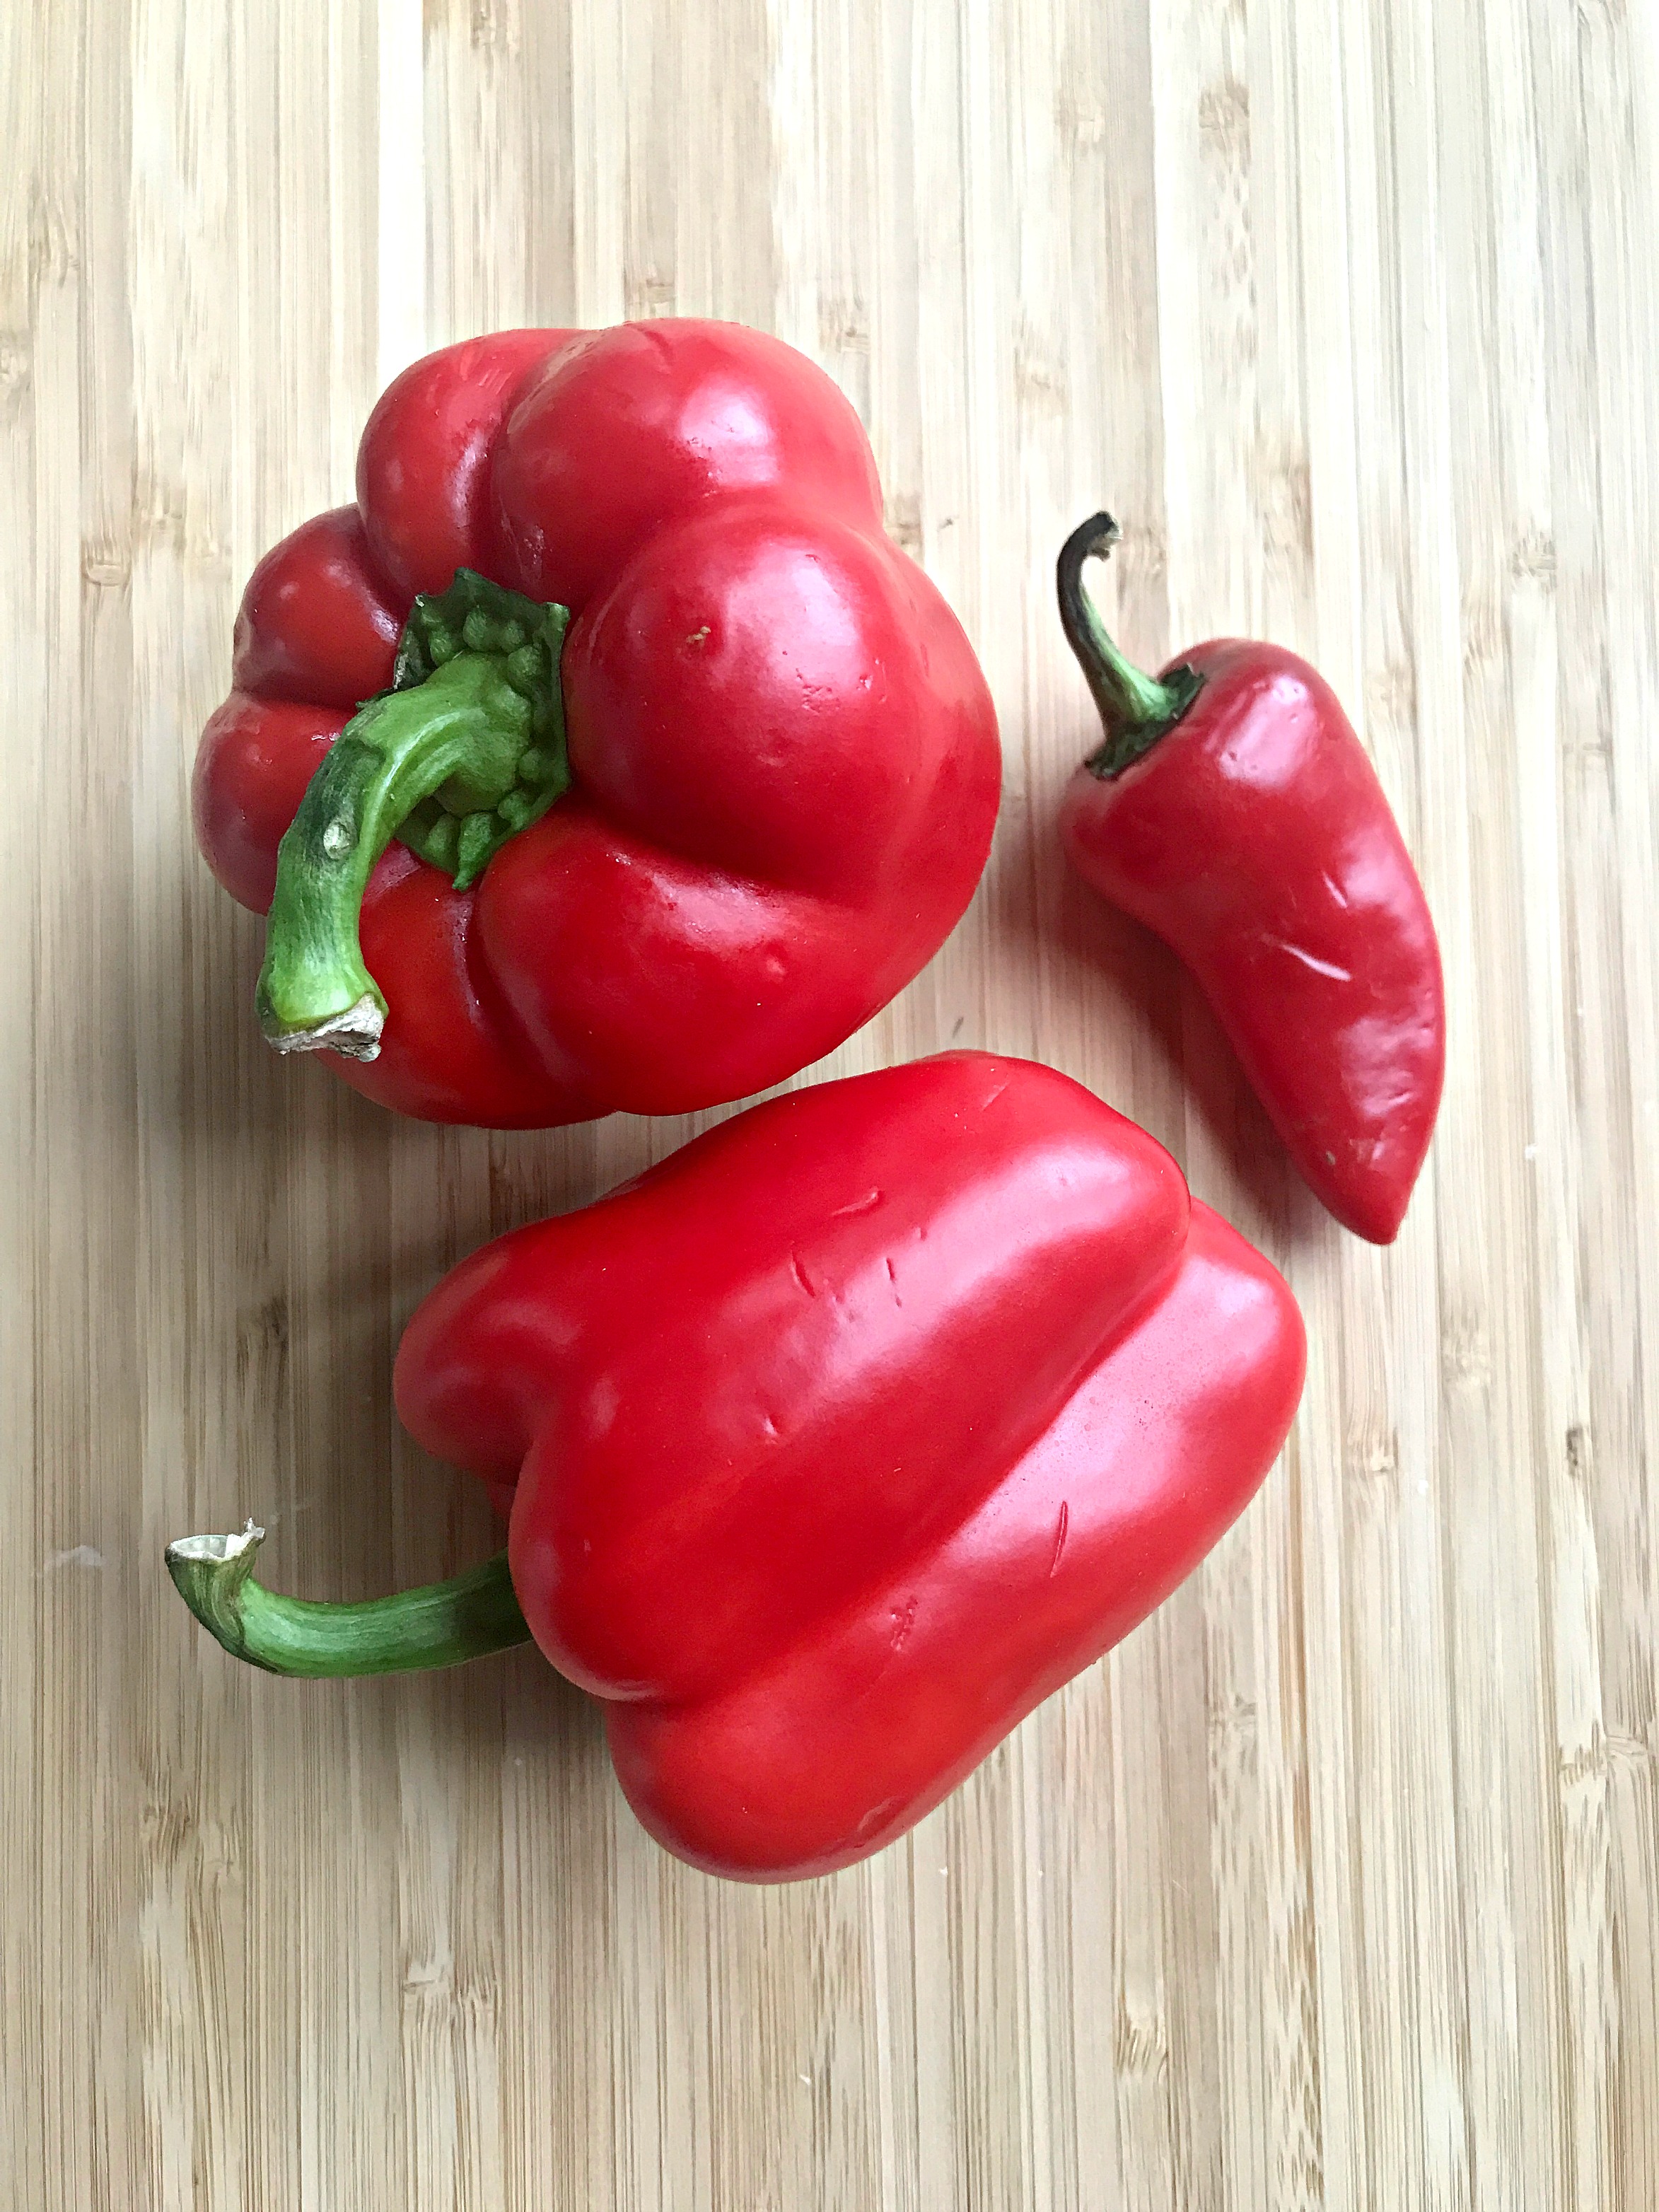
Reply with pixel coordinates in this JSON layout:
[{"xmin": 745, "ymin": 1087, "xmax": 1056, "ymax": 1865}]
[
  {"xmin": 1056, "ymin": 515, "xmax": 1445, "ymax": 1244},
  {"xmin": 192, "ymin": 324, "xmax": 1001, "ymax": 1126},
  {"xmin": 166, "ymin": 1053, "xmax": 1305, "ymax": 1882}
]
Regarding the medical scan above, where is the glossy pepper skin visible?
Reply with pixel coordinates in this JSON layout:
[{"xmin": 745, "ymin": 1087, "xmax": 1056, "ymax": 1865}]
[
  {"xmin": 1056, "ymin": 515, "xmax": 1445, "ymax": 1243},
  {"xmin": 192, "ymin": 322, "xmax": 1001, "ymax": 1127},
  {"xmin": 167, "ymin": 1052, "xmax": 1305, "ymax": 1883}
]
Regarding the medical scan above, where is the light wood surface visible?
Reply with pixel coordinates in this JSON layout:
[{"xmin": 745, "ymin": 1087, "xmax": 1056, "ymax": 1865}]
[{"xmin": 4, "ymin": 1, "xmax": 1656, "ymax": 2204}]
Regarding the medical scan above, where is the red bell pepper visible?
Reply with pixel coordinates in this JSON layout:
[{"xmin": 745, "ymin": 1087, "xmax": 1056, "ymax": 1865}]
[
  {"xmin": 167, "ymin": 1052, "xmax": 1305, "ymax": 1882},
  {"xmin": 1056, "ymin": 515, "xmax": 1445, "ymax": 1243},
  {"xmin": 192, "ymin": 323, "xmax": 1001, "ymax": 1126}
]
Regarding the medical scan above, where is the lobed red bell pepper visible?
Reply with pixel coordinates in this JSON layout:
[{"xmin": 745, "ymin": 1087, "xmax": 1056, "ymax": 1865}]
[
  {"xmin": 1056, "ymin": 515, "xmax": 1445, "ymax": 1243},
  {"xmin": 167, "ymin": 1052, "xmax": 1305, "ymax": 1882},
  {"xmin": 192, "ymin": 322, "xmax": 1001, "ymax": 1127}
]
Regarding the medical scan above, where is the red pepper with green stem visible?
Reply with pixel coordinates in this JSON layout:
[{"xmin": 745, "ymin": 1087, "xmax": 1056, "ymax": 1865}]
[
  {"xmin": 1056, "ymin": 514, "xmax": 1445, "ymax": 1243},
  {"xmin": 193, "ymin": 322, "xmax": 1001, "ymax": 1126},
  {"xmin": 168, "ymin": 1052, "xmax": 1305, "ymax": 1882}
]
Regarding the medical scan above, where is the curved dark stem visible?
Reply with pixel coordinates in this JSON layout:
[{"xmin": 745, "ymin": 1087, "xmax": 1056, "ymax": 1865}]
[{"xmin": 1056, "ymin": 513, "xmax": 1203, "ymax": 778}]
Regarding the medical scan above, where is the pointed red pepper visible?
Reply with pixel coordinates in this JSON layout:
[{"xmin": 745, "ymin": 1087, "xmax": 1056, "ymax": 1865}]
[
  {"xmin": 166, "ymin": 1053, "xmax": 1304, "ymax": 1882},
  {"xmin": 1056, "ymin": 515, "xmax": 1445, "ymax": 1243},
  {"xmin": 192, "ymin": 323, "xmax": 1000, "ymax": 1126}
]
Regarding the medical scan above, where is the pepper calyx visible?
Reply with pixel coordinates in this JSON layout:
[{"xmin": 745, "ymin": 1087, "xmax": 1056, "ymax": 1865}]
[
  {"xmin": 254, "ymin": 569, "xmax": 571, "ymax": 1059},
  {"xmin": 388, "ymin": 569, "xmax": 572, "ymax": 889}
]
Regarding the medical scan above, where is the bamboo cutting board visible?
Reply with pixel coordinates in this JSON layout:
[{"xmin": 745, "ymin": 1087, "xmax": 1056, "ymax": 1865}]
[{"xmin": 3, "ymin": 1, "xmax": 1655, "ymax": 2205}]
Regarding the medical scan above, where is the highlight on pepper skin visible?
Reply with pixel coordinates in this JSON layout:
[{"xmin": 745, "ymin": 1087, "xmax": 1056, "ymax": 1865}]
[
  {"xmin": 192, "ymin": 322, "xmax": 1001, "ymax": 1128},
  {"xmin": 1055, "ymin": 512, "xmax": 1445, "ymax": 1244},
  {"xmin": 167, "ymin": 1052, "xmax": 1305, "ymax": 1883}
]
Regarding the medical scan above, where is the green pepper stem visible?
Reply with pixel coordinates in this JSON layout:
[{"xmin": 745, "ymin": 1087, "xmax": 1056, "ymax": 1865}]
[
  {"xmin": 1056, "ymin": 513, "xmax": 1204, "ymax": 778},
  {"xmin": 257, "ymin": 663, "xmax": 514, "ymax": 1057},
  {"xmin": 165, "ymin": 1523, "xmax": 531, "ymax": 1677},
  {"xmin": 255, "ymin": 569, "xmax": 570, "ymax": 1061}
]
